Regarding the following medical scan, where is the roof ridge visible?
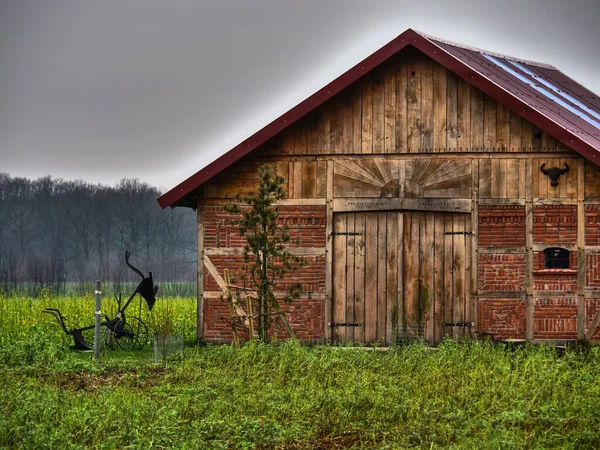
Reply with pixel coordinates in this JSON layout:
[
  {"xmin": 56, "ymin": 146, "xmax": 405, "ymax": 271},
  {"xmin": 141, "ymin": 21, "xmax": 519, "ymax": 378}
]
[{"xmin": 413, "ymin": 29, "xmax": 558, "ymax": 70}]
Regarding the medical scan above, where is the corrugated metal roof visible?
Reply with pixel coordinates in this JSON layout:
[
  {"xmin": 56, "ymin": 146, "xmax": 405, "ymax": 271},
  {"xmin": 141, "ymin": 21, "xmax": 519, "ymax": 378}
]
[
  {"xmin": 424, "ymin": 33, "xmax": 600, "ymax": 151},
  {"xmin": 158, "ymin": 29, "xmax": 600, "ymax": 209}
]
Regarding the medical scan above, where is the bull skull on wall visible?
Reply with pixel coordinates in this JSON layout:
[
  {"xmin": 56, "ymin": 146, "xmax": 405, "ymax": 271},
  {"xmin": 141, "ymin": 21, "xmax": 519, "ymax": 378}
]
[{"xmin": 540, "ymin": 163, "xmax": 569, "ymax": 187}]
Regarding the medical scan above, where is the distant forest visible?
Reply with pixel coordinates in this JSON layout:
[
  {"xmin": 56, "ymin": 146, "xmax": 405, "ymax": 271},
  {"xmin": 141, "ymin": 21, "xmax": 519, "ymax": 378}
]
[{"xmin": 0, "ymin": 173, "xmax": 197, "ymax": 296}]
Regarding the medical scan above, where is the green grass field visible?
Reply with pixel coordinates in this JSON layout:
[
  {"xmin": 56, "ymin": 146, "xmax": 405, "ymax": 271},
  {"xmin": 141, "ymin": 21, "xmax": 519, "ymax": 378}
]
[{"xmin": 2, "ymin": 295, "xmax": 600, "ymax": 449}]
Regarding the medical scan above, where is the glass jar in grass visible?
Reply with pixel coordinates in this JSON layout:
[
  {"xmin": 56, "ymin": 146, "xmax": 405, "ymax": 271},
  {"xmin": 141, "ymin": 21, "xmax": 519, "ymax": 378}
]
[{"xmin": 152, "ymin": 298, "xmax": 184, "ymax": 363}]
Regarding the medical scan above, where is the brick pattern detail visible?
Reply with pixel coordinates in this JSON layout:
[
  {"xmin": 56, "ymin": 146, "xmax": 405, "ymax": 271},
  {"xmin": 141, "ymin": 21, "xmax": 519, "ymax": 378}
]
[
  {"xmin": 205, "ymin": 255, "xmax": 325, "ymax": 293},
  {"xmin": 204, "ymin": 205, "xmax": 326, "ymax": 248},
  {"xmin": 533, "ymin": 205, "xmax": 577, "ymax": 244},
  {"xmin": 478, "ymin": 206, "xmax": 526, "ymax": 247},
  {"xmin": 533, "ymin": 298, "xmax": 577, "ymax": 339},
  {"xmin": 586, "ymin": 205, "xmax": 600, "ymax": 246},
  {"xmin": 203, "ymin": 298, "xmax": 325, "ymax": 341},
  {"xmin": 478, "ymin": 299, "xmax": 525, "ymax": 340},
  {"xmin": 585, "ymin": 299, "xmax": 600, "ymax": 340},
  {"xmin": 587, "ymin": 254, "xmax": 600, "ymax": 289},
  {"xmin": 478, "ymin": 254, "xmax": 526, "ymax": 291}
]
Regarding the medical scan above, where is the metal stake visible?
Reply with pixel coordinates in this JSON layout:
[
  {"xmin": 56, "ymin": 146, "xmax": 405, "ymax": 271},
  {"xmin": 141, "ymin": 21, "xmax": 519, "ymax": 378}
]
[{"xmin": 94, "ymin": 280, "xmax": 101, "ymax": 359}]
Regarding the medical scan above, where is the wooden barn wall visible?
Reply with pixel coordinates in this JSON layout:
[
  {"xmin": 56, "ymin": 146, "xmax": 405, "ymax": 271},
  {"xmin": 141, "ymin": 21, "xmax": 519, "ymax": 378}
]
[{"xmin": 196, "ymin": 50, "xmax": 600, "ymax": 344}]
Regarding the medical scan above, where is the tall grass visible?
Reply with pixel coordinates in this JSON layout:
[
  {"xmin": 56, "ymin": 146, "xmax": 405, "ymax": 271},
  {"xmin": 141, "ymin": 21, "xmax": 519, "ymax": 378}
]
[{"xmin": 2, "ymin": 295, "xmax": 600, "ymax": 448}]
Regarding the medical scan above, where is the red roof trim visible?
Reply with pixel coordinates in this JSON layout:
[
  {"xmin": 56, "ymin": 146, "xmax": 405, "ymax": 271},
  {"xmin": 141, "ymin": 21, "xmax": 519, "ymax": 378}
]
[{"xmin": 158, "ymin": 28, "xmax": 600, "ymax": 208}]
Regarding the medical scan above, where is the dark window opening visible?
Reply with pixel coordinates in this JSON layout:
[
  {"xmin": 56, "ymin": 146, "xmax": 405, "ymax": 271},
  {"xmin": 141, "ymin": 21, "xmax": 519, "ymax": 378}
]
[{"xmin": 544, "ymin": 247, "xmax": 570, "ymax": 269}]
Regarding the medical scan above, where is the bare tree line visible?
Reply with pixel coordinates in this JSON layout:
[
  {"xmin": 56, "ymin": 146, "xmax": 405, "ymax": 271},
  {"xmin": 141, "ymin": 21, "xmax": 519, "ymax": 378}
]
[{"xmin": 0, "ymin": 173, "xmax": 196, "ymax": 296}]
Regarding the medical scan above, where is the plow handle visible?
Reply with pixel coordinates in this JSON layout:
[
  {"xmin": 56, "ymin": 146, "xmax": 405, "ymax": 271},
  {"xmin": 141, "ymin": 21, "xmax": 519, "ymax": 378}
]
[{"xmin": 42, "ymin": 308, "xmax": 69, "ymax": 334}]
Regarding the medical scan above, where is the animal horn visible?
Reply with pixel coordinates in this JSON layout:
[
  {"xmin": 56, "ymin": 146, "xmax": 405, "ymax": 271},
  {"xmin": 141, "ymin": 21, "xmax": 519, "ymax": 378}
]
[
  {"xmin": 559, "ymin": 163, "xmax": 569, "ymax": 173},
  {"xmin": 540, "ymin": 163, "xmax": 549, "ymax": 174}
]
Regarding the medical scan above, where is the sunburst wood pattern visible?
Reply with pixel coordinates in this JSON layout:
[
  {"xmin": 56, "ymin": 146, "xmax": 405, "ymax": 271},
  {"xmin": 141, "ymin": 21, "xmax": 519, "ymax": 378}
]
[
  {"xmin": 405, "ymin": 159, "xmax": 472, "ymax": 198},
  {"xmin": 333, "ymin": 159, "xmax": 399, "ymax": 198}
]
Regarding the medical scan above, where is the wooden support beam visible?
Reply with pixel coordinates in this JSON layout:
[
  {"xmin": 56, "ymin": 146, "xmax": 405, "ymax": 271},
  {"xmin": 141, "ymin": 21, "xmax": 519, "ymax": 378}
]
[
  {"xmin": 578, "ymin": 159, "xmax": 586, "ymax": 340},
  {"xmin": 197, "ymin": 194, "xmax": 205, "ymax": 341},
  {"xmin": 325, "ymin": 160, "xmax": 334, "ymax": 342},
  {"xmin": 471, "ymin": 159, "xmax": 479, "ymax": 331},
  {"xmin": 204, "ymin": 255, "xmax": 228, "ymax": 293},
  {"xmin": 525, "ymin": 159, "xmax": 534, "ymax": 340}
]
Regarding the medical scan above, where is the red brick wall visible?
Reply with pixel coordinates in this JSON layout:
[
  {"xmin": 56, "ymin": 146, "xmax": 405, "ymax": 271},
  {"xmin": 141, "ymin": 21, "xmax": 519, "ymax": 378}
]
[
  {"xmin": 203, "ymin": 205, "xmax": 327, "ymax": 341},
  {"xmin": 586, "ymin": 205, "xmax": 600, "ymax": 246},
  {"xmin": 533, "ymin": 205, "xmax": 577, "ymax": 244},
  {"xmin": 478, "ymin": 299, "xmax": 525, "ymax": 340},
  {"xmin": 204, "ymin": 205, "xmax": 326, "ymax": 248},
  {"xmin": 204, "ymin": 255, "xmax": 325, "ymax": 293},
  {"xmin": 478, "ymin": 254, "xmax": 526, "ymax": 292},
  {"xmin": 478, "ymin": 206, "xmax": 526, "ymax": 247},
  {"xmin": 533, "ymin": 297, "xmax": 577, "ymax": 339},
  {"xmin": 203, "ymin": 297, "xmax": 325, "ymax": 341},
  {"xmin": 587, "ymin": 254, "xmax": 600, "ymax": 289}
]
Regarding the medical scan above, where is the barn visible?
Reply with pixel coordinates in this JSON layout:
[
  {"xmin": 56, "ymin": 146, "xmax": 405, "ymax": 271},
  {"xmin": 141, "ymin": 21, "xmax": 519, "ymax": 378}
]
[{"xmin": 158, "ymin": 29, "xmax": 600, "ymax": 345}]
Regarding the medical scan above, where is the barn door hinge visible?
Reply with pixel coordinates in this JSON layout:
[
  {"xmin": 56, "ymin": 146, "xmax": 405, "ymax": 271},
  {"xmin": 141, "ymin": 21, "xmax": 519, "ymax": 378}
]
[
  {"xmin": 331, "ymin": 232, "xmax": 362, "ymax": 236},
  {"xmin": 329, "ymin": 322, "xmax": 362, "ymax": 327},
  {"xmin": 442, "ymin": 231, "xmax": 473, "ymax": 236},
  {"xmin": 442, "ymin": 322, "xmax": 474, "ymax": 327}
]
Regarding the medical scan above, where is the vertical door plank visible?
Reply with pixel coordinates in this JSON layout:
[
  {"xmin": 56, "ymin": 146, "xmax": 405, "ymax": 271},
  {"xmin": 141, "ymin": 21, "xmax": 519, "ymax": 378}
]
[
  {"xmin": 452, "ymin": 214, "xmax": 466, "ymax": 340},
  {"xmin": 433, "ymin": 214, "xmax": 445, "ymax": 344},
  {"xmin": 404, "ymin": 213, "xmax": 420, "ymax": 326},
  {"xmin": 377, "ymin": 212, "xmax": 387, "ymax": 344},
  {"xmin": 354, "ymin": 213, "xmax": 366, "ymax": 343},
  {"xmin": 422, "ymin": 213, "xmax": 435, "ymax": 342},
  {"xmin": 332, "ymin": 214, "xmax": 347, "ymax": 342},
  {"xmin": 386, "ymin": 213, "xmax": 399, "ymax": 345},
  {"xmin": 479, "ymin": 159, "xmax": 492, "ymax": 198},
  {"xmin": 507, "ymin": 159, "xmax": 521, "ymax": 199},
  {"xmin": 364, "ymin": 212, "xmax": 379, "ymax": 343},
  {"xmin": 443, "ymin": 215, "xmax": 454, "ymax": 339},
  {"xmin": 345, "ymin": 214, "xmax": 356, "ymax": 342}
]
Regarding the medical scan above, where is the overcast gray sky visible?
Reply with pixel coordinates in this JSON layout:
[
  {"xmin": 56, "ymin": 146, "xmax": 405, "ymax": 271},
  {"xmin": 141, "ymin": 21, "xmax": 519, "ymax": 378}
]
[{"xmin": 1, "ymin": 0, "xmax": 599, "ymax": 192}]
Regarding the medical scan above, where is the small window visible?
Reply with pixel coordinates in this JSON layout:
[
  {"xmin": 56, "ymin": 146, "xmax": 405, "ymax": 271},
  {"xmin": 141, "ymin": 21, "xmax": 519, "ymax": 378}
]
[{"xmin": 544, "ymin": 247, "xmax": 570, "ymax": 269}]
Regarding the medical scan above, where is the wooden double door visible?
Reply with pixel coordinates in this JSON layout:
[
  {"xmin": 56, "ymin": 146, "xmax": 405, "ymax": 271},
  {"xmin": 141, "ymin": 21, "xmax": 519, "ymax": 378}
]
[{"xmin": 332, "ymin": 211, "xmax": 472, "ymax": 345}]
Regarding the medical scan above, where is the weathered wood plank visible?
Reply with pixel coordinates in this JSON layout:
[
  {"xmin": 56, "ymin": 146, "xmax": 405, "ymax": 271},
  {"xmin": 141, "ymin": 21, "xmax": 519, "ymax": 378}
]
[
  {"xmin": 404, "ymin": 213, "xmax": 419, "ymax": 326},
  {"xmin": 386, "ymin": 212, "xmax": 399, "ymax": 345},
  {"xmin": 470, "ymin": 86, "xmax": 485, "ymax": 151},
  {"xmin": 447, "ymin": 71, "xmax": 458, "ymax": 151},
  {"xmin": 384, "ymin": 65, "xmax": 396, "ymax": 154},
  {"xmin": 345, "ymin": 214, "xmax": 356, "ymax": 342},
  {"xmin": 354, "ymin": 213, "xmax": 366, "ymax": 343},
  {"xmin": 407, "ymin": 61, "xmax": 421, "ymax": 153},
  {"xmin": 372, "ymin": 70, "xmax": 385, "ymax": 154},
  {"xmin": 332, "ymin": 197, "xmax": 472, "ymax": 213},
  {"xmin": 377, "ymin": 212, "xmax": 387, "ymax": 344},
  {"xmin": 423, "ymin": 212, "xmax": 435, "ymax": 342},
  {"xmin": 395, "ymin": 61, "xmax": 408, "ymax": 153},
  {"xmin": 434, "ymin": 213, "xmax": 445, "ymax": 344},
  {"xmin": 443, "ymin": 214, "xmax": 454, "ymax": 339},
  {"xmin": 332, "ymin": 214, "xmax": 347, "ymax": 342},
  {"xmin": 361, "ymin": 75, "xmax": 374, "ymax": 154},
  {"xmin": 457, "ymin": 77, "xmax": 471, "ymax": 152},
  {"xmin": 365, "ymin": 212, "xmax": 379, "ymax": 342},
  {"xmin": 484, "ymin": 95, "xmax": 497, "ymax": 151},
  {"xmin": 433, "ymin": 63, "xmax": 447, "ymax": 153},
  {"xmin": 421, "ymin": 60, "xmax": 434, "ymax": 152},
  {"xmin": 453, "ymin": 214, "xmax": 466, "ymax": 340}
]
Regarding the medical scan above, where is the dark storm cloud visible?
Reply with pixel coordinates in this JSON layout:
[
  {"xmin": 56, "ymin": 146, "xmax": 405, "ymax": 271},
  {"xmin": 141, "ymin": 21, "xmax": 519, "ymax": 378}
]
[{"xmin": 1, "ymin": 0, "xmax": 599, "ymax": 191}]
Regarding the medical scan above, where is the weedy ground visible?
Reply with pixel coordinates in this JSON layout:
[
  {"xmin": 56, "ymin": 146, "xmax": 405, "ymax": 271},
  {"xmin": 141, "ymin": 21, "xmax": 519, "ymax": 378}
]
[{"xmin": 2, "ymin": 294, "xmax": 600, "ymax": 449}]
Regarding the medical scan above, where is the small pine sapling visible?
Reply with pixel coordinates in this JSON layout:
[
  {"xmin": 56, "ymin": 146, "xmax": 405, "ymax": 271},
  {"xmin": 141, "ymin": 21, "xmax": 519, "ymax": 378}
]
[{"xmin": 224, "ymin": 164, "xmax": 304, "ymax": 343}]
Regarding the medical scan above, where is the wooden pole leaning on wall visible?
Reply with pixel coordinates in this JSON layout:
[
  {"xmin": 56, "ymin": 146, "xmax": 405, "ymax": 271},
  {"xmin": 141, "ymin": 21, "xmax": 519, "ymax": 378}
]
[
  {"xmin": 246, "ymin": 295, "xmax": 254, "ymax": 340},
  {"xmin": 223, "ymin": 269, "xmax": 241, "ymax": 347}
]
